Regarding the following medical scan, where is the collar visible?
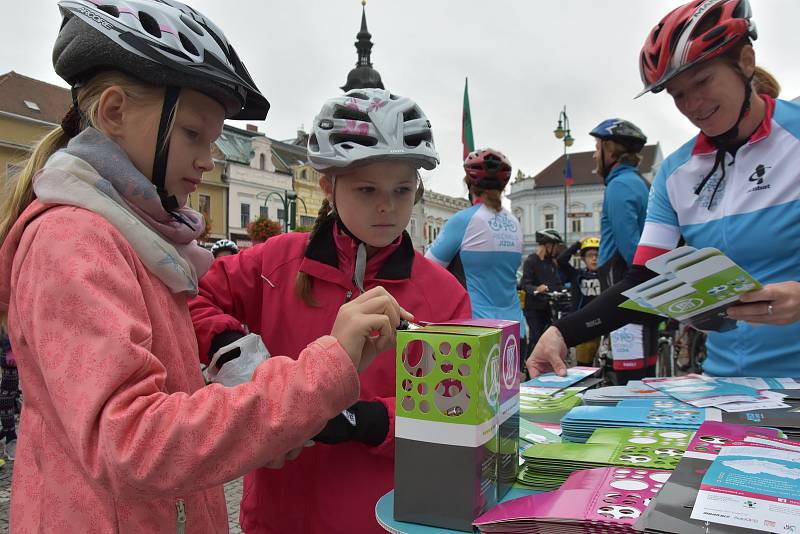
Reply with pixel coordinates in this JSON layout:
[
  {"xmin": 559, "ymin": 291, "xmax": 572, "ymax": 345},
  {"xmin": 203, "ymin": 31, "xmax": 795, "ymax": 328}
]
[
  {"xmin": 603, "ymin": 161, "xmax": 637, "ymax": 186},
  {"xmin": 302, "ymin": 217, "xmax": 415, "ymax": 283},
  {"xmin": 692, "ymin": 95, "xmax": 775, "ymax": 156}
]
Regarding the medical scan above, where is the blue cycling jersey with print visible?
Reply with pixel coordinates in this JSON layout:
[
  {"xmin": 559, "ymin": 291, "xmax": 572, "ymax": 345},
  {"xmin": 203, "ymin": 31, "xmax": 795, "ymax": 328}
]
[
  {"xmin": 425, "ymin": 204, "xmax": 525, "ymax": 334},
  {"xmin": 599, "ymin": 162, "xmax": 649, "ymax": 268},
  {"xmin": 637, "ymin": 97, "xmax": 800, "ymax": 377}
]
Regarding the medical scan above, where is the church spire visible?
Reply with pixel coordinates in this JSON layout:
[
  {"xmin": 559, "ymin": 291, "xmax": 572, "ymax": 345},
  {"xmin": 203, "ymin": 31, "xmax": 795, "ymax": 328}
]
[{"xmin": 341, "ymin": 0, "xmax": 384, "ymax": 92}]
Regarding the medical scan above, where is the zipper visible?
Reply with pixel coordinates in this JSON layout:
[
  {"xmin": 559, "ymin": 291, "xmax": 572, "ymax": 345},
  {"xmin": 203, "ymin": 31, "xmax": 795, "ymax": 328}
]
[
  {"xmin": 345, "ymin": 289, "xmax": 353, "ymax": 302},
  {"xmin": 175, "ymin": 499, "xmax": 186, "ymax": 534}
]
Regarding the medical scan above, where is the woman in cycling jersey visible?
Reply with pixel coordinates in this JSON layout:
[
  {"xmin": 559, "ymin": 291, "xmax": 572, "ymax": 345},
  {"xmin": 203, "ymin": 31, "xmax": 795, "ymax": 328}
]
[{"xmin": 528, "ymin": 0, "xmax": 800, "ymax": 379}]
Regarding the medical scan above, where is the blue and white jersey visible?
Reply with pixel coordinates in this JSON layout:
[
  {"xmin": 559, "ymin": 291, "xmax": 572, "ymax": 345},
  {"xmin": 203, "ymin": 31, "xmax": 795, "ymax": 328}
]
[
  {"xmin": 635, "ymin": 97, "xmax": 800, "ymax": 377},
  {"xmin": 425, "ymin": 204, "xmax": 524, "ymax": 334}
]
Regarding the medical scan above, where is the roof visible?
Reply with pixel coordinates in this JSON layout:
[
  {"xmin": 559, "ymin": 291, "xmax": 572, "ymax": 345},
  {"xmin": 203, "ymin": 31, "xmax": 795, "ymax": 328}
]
[
  {"xmin": 215, "ymin": 124, "xmax": 262, "ymax": 164},
  {"xmin": 0, "ymin": 71, "xmax": 71, "ymax": 125},
  {"xmin": 528, "ymin": 144, "xmax": 659, "ymax": 188},
  {"xmin": 270, "ymin": 138, "xmax": 308, "ymax": 174}
]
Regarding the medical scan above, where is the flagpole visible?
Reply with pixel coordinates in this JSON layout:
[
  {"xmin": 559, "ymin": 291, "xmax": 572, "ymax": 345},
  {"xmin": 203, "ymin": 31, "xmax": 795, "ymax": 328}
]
[{"xmin": 563, "ymin": 146, "xmax": 568, "ymax": 244}]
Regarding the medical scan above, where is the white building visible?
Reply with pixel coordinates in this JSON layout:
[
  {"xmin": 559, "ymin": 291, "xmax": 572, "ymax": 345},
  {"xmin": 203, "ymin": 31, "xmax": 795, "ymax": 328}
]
[
  {"xmin": 408, "ymin": 189, "xmax": 471, "ymax": 252},
  {"xmin": 217, "ymin": 124, "xmax": 293, "ymax": 247},
  {"xmin": 508, "ymin": 144, "xmax": 663, "ymax": 256}
]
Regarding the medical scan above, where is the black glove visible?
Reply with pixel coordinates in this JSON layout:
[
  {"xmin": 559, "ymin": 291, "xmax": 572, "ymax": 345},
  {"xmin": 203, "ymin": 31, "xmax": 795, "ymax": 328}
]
[
  {"xmin": 209, "ymin": 330, "xmax": 246, "ymax": 370},
  {"xmin": 312, "ymin": 401, "xmax": 389, "ymax": 446}
]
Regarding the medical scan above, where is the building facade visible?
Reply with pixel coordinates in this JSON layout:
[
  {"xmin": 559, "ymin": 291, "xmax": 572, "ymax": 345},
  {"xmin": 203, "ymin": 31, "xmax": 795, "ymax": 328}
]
[
  {"xmin": 0, "ymin": 71, "xmax": 70, "ymax": 180},
  {"xmin": 408, "ymin": 189, "xmax": 471, "ymax": 252},
  {"xmin": 508, "ymin": 144, "xmax": 663, "ymax": 256},
  {"xmin": 186, "ymin": 157, "xmax": 229, "ymax": 246}
]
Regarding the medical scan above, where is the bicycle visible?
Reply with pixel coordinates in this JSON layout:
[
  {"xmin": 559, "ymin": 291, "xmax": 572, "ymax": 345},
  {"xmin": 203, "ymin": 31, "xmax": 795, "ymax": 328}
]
[{"xmin": 655, "ymin": 319, "xmax": 707, "ymax": 377}]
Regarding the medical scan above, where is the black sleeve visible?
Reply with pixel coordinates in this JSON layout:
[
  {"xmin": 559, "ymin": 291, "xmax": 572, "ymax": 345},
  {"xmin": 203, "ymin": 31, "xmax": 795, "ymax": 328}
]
[
  {"xmin": 555, "ymin": 264, "xmax": 658, "ymax": 347},
  {"xmin": 557, "ymin": 241, "xmax": 580, "ymax": 280},
  {"xmin": 520, "ymin": 255, "xmax": 539, "ymax": 295}
]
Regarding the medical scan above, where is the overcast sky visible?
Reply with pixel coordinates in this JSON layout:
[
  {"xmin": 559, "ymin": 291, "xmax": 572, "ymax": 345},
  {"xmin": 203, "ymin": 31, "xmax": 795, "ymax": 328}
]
[{"xmin": 2, "ymin": 0, "xmax": 799, "ymax": 199}]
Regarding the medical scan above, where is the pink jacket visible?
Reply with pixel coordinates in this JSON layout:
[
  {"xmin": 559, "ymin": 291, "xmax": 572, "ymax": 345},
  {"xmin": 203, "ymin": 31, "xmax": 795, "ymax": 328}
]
[
  {"xmin": 0, "ymin": 202, "xmax": 361, "ymax": 533},
  {"xmin": 190, "ymin": 221, "xmax": 472, "ymax": 533}
]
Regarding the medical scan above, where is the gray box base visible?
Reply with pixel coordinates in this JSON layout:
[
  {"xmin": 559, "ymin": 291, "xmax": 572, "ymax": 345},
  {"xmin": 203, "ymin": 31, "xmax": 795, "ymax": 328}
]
[{"xmin": 394, "ymin": 437, "xmax": 497, "ymax": 532}]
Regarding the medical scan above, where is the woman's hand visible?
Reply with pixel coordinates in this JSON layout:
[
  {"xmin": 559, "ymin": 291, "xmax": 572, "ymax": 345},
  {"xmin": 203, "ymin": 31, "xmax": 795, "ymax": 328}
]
[
  {"xmin": 526, "ymin": 326, "xmax": 569, "ymax": 377},
  {"xmin": 726, "ymin": 281, "xmax": 800, "ymax": 325},
  {"xmin": 331, "ymin": 286, "xmax": 413, "ymax": 372}
]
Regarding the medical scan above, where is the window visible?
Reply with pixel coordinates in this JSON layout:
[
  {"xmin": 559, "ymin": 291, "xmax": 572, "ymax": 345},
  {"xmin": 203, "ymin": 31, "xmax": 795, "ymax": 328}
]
[
  {"xmin": 259, "ymin": 205, "xmax": 269, "ymax": 219},
  {"xmin": 300, "ymin": 215, "xmax": 316, "ymax": 227},
  {"xmin": 240, "ymin": 203, "xmax": 250, "ymax": 228},
  {"xmin": 5, "ymin": 163, "xmax": 23, "ymax": 179},
  {"xmin": 24, "ymin": 100, "xmax": 40, "ymax": 112},
  {"xmin": 259, "ymin": 153, "xmax": 266, "ymax": 170},
  {"xmin": 571, "ymin": 218, "xmax": 582, "ymax": 233},
  {"xmin": 198, "ymin": 194, "xmax": 211, "ymax": 218},
  {"xmin": 277, "ymin": 208, "xmax": 285, "ymax": 222},
  {"xmin": 544, "ymin": 213, "xmax": 555, "ymax": 229},
  {"xmin": 408, "ymin": 218, "xmax": 417, "ymax": 237}
]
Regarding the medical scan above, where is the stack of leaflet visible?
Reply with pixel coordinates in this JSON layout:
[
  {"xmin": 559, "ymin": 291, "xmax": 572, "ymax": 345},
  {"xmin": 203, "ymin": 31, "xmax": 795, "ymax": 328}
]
[
  {"xmin": 521, "ymin": 367, "xmax": 601, "ymax": 396},
  {"xmin": 642, "ymin": 375, "xmax": 791, "ymax": 411},
  {"xmin": 519, "ymin": 418, "xmax": 561, "ymax": 447},
  {"xmin": 634, "ymin": 421, "xmax": 785, "ymax": 534},
  {"xmin": 518, "ymin": 427, "xmax": 691, "ymax": 490},
  {"xmin": 722, "ymin": 407, "xmax": 800, "ymax": 441},
  {"xmin": 475, "ymin": 466, "xmax": 671, "ymax": 533},
  {"xmin": 690, "ymin": 435, "xmax": 800, "ymax": 532},
  {"xmin": 560, "ymin": 399, "xmax": 704, "ymax": 443},
  {"xmin": 584, "ymin": 381, "xmax": 670, "ymax": 406},
  {"xmin": 520, "ymin": 386, "xmax": 583, "ymax": 425}
]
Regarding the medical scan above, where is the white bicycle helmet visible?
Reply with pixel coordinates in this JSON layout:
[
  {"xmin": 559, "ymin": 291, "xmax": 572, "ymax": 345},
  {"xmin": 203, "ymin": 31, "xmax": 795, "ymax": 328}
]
[
  {"xmin": 54, "ymin": 0, "xmax": 268, "ymax": 120},
  {"xmin": 211, "ymin": 239, "xmax": 239, "ymax": 256},
  {"xmin": 307, "ymin": 88, "xmax": 438, "ymax": 172},
  {"xmin": 53, "ymin": 0, "xmax": 269, "ymax": 217}
]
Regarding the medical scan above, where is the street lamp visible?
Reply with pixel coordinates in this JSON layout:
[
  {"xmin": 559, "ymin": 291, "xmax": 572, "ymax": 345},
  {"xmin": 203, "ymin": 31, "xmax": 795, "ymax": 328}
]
[
  {"xmin": 553, "ymin": 106, "xmax": 573, "ymax": 243},
  {"xmin": 255, "ymin": 190, "xmax": 308, "ymax": 233}
]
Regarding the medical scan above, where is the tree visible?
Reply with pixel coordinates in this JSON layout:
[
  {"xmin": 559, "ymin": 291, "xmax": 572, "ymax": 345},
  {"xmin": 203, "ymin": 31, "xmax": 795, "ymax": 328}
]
[{"xmin": 247, "ymin": 216, "xmax": 283, "ymax": 243}]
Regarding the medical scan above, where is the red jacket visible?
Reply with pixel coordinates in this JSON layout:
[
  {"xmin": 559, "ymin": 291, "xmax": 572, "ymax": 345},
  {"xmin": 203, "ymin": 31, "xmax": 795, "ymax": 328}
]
[{"xmin": 190, "ymin": 222, "xmax": 471, "ymax": 534}]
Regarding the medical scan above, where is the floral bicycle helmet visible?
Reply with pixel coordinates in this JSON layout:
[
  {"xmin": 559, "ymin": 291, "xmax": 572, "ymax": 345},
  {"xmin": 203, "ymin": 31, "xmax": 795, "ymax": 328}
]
[
  {"xmin": 307, "ymin": 88, "xmax": 438, "ymax": 173},
  {"xmin": 638, "ymin": 0, "xmax": 757, "ymax": 96},
  {"xmin": 53, "ymin": 0, "xmax": 269, "ymax": 215},
  {"xmin": 463, "ymin": 148, "xmax": 512, "ymax": 190}
]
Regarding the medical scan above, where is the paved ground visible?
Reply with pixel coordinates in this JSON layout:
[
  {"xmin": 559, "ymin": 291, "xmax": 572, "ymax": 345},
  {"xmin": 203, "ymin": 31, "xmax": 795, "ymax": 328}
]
[{"xmin": 0, "ymin": 457, "xmax": 244, "ymax": 534}]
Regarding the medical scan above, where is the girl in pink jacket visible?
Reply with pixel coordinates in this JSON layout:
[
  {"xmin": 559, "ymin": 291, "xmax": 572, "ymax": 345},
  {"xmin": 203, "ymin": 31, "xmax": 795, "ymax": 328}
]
[
  {"xmin": 190, "ymin": 88, "xmax": 472, "ymax": 533},
  {"xmin": 0, "ymin": 2, "xmax": 410, "ymax": 533}
]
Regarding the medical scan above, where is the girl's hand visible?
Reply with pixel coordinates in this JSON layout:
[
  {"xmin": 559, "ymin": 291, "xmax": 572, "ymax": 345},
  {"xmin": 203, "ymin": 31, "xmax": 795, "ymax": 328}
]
[
  {"xmin": 526, "ymin": 326, "xmax": 569, "ymax": 377},
  {"xmin": 726, "ymin": 281, "xmax": 800, "ymax": 325},
  {"xmin": 331, "ymin": 286, "xmax": 413, "ymax": 372}
]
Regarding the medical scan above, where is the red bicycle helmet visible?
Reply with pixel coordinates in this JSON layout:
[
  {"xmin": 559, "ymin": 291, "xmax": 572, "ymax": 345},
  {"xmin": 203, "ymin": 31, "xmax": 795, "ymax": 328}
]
[
  {"xmin": 638, "ymin": 0, "xmax": 757, "ymax": 96},
  {"xmin": 464, "ymin": 148, "xmax": 512, "ymax": 190}
]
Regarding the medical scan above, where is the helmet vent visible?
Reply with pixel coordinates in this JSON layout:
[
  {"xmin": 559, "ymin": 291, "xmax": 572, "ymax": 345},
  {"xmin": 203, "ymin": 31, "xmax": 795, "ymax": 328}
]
[
  {"xmin": 179, "ymin": 33, "xmax": 199, "ymax": 56},
  {"xmin": 349, "ymin": 92, "xmax": 370, "ymax": 100},
  {"xmin": 309, "ymin": 134, "xmax": 319, "ymax": 151},
  {"xmin": 702, "ymin": 25, "xmax": 727, "ymax": 42},
  {"xmin": 403, "ymin": 108, "xmax": 421, "ymax": 122},
  {"xmin": 404, "ymin": 131, "xmax": 431, "ymax": 148},
  {"xmin": 389, "ymin": 93, "xmax": 400, "ymax": 100},
  {"xmin": 668, "ymin": 21, "xmax": 687, "ymax": 54},
  {"xmin": 331, "ymin": 134, "xmax": 377, "ymax": 147},
  {"xmin": 651, "ymin": 23, "xmax": 663, "ymax": 44},
  {"xmin": 98, "ymin": 5, "xmax": 120, "ymax": 18},
  {"xmin": 691, "ymin": 6, "xmax": 723, "ymax": 38},
  {"xmin": 180, "ymin": 13, "xmax": 205, "ymax": 36},
  {"xmin": 333, "ymin": 105, "xmax": 370, "ymax": 122},
  {"xmin": 138, "ymin": 11, "xmax": 162, "ymax": 38}
]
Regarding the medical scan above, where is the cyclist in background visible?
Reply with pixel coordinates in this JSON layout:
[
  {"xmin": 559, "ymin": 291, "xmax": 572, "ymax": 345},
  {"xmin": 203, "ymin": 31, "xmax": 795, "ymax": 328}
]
[
  {"xmin": 426, "ymin": 148, "xmax": 524, "ymax": 336},
  {"xmin": 520, "ymin": 229, "xmax": 565, "ymax": 354},
  {"xmin": 557, "ymin": 237, "xmax": 601, "ymax": 365}
]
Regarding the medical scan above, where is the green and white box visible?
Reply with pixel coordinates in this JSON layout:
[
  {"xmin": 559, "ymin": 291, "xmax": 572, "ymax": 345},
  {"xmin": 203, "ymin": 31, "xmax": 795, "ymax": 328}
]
[{"xmin": 394, "ymin": 323, "xmax": 508, "ymax": 532}]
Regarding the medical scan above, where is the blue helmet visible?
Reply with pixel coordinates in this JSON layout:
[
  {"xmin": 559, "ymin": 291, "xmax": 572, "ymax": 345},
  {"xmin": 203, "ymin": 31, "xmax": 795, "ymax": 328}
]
[{"xmin": 590, "ymin": 119, "xmax": 647, "ymax": 152}]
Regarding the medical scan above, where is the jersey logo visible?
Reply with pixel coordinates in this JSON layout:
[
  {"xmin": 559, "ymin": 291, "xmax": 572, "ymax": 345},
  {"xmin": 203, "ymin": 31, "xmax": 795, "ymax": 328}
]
[{"xmin": 747, "ymin": 164, "xmax": 772, "ymax": 193}]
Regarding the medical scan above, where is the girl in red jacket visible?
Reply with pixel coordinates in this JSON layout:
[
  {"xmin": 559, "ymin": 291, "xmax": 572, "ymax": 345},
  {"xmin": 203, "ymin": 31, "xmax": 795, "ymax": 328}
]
[
  {"xmin": 0, "ymin": 2, "xmax": 410, "ymax": 532},
  {"xmin": 190, "ymin": 88, "xmax": 472, "ymax": 533}
]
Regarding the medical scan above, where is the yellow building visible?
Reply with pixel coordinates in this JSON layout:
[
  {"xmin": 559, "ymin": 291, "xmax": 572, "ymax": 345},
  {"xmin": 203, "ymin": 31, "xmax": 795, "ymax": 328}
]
[
  {"xmin": 186, "ymin": 148, "xmax": 229, "ymax": 245},
  {"xmin": 270, "ymin": 136, "xmax": 322, "ymax": 230},
  {"xmin": 0, "ymin": 71, "xmax": 70, "ymax": 181}
]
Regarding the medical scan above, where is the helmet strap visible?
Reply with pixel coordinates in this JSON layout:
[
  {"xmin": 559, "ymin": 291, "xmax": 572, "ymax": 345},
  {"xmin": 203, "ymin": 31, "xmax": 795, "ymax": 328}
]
[{"xmin": 152, "ymin": 86, "xmax": 191, "ymax": 227}]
